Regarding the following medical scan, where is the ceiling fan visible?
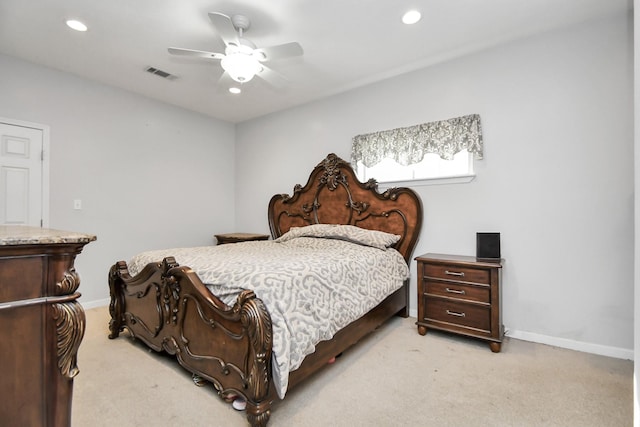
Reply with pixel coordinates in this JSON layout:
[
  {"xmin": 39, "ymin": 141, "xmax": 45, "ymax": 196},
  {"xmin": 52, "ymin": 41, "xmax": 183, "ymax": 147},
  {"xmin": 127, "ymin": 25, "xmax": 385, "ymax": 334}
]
[{"xmin": 168, "ymin": 13, "xmax": 303, "ymax": 90}]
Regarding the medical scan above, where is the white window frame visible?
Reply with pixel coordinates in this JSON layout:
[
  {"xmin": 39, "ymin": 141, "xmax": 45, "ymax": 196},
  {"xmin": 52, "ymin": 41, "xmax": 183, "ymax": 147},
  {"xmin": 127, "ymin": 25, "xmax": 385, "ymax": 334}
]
[{"xmin": 355, "ymin": 150, "xmax": 475, "ymax": 187}]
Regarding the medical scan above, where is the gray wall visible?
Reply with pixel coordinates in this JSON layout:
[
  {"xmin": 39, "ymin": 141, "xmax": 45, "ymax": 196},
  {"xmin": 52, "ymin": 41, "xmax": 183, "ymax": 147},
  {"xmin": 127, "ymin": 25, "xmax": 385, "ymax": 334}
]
[
  {"xmin": 235, "ymin": 12, "xmax": 634, "ymax": 356},
  {"xmin": 0, "ymin": 10, "xmax": 632, "ymax": 359},
  {"xmin": 0, "ymin": 54, "xmax": 236, "ymax": 303}
]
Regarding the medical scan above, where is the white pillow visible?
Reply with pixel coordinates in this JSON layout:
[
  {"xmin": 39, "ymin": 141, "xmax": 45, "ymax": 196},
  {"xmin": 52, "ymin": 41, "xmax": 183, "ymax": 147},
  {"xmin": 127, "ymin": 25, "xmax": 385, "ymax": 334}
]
[{"xmin": 275, "ymin": 224, "xmax": 400, "ymax": 250}]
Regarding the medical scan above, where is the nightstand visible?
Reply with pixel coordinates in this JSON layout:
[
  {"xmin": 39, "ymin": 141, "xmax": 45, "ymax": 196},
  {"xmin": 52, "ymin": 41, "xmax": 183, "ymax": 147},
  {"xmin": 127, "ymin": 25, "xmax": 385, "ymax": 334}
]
[
  {"xmin": 415, "ymin": 253, "xmax": 503, "ymax": 352},
  {"xmin": 214, "ymin": 233, "xmax": 270, "ymax": 245}
]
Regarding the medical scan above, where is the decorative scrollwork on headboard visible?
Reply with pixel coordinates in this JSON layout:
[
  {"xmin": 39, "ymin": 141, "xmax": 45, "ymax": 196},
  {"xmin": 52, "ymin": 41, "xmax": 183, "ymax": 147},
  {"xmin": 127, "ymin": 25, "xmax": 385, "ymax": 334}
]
[
  {"xmin": 319, "ymin": 153, "xmax": 347, "ymax": 191},
  {"xmin": 268, "ymin": 153, "xmax": 423, "ymax": 263}
]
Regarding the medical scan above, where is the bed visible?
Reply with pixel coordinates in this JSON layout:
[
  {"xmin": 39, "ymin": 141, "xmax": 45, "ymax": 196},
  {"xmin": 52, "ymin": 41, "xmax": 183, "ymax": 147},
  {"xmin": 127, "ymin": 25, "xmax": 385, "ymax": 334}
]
[{"xmin": 108, "ymin": 153, "xmax": 423, "ymax": 427}]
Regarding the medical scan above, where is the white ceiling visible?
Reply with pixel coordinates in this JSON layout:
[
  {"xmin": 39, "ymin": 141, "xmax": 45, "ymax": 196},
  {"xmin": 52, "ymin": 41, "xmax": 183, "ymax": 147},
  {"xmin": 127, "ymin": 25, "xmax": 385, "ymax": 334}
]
[{"xmin": 0, "ymin": 0, "xmax": 631, "ymax": 123}]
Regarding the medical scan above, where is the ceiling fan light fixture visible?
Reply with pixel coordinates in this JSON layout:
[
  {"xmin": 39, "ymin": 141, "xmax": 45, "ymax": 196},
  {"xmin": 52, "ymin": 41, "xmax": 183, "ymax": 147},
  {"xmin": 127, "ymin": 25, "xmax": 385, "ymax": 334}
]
[
  {"xmin": 66, "ymin": 19, "xmax": 88, "ymax": 32},
  {"xmin": 168, "ymin": 12, "xmax": 303, "ymax": 90},
  {"xmin": 221, "ymin": 52, "xmax": 262, "ymax": 83},
  {"xmin": 402, "ymin": 10, "xmax": 421, "ymax": 25}
]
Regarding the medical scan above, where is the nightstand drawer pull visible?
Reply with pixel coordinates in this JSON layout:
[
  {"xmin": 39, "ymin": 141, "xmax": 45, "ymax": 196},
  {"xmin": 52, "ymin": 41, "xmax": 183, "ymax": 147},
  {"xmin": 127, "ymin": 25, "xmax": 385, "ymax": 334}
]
[
  {"xmin": 445, "ymin": 270, "xmax": 465, "ymax": 277},
  {"xmin": 446, "ymin": 310, "xmax": 466, "ymax": 317},
  {"xmin": 445, "ymin": 287, "xmax": 466, "ymax": 295}
]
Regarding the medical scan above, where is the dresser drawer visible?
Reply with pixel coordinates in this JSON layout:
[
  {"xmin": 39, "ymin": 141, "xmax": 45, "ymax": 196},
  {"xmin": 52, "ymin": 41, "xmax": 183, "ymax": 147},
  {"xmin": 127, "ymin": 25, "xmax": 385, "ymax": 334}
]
[
  {"xmin": 424, "ymin": 297, "xmax": 491, "ymax": 332},
  {"xmin": 424, "ymin": 279, "xmax": 490, "ymax": 304},
  {"xmin": 0, "ymin": 257, "xmax": 44, "ymax": 302},
  {"xmin": 424, "ymin": 263, "xmax": 489, "ymax": 284}
]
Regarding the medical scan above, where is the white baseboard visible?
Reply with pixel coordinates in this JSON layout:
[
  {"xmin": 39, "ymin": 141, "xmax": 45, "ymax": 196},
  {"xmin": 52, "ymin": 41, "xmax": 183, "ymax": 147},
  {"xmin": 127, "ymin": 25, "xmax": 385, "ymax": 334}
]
[
  {"xmin": 507, "ymin": 329, "xmax": 633, "ymax": 361},
  {"xmin": 81, "ymin": 298, "xmax": 110, "ymax": 310},
  {"xmin": 408, "ymin": 308, "xmax": 632, "ymax": 360}
]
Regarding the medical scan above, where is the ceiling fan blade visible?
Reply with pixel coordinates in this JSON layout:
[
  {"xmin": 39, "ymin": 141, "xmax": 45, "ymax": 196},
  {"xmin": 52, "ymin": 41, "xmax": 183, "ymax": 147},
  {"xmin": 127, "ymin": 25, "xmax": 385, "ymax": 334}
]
[
  {"xmin": 208, "ymin": 12, "xmax": 239, "ymax": 47},
  {"xmin": 168, "ymin": 47, "xmax": 224, "ymax": 60},
  {"xmin": 256, "ymin": 65, "xmax": 289, "ymax": 89},
  {"xmin": 254, "ymin": 42, "xmax": 303, "ymax": 62}
]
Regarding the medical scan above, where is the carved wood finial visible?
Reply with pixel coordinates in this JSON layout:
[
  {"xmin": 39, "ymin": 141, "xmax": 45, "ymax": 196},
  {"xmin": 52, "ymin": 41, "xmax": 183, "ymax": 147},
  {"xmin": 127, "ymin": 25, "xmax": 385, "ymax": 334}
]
[
  {"xmin": 364, "ymin": 178, "xmax": 378, "ymax": 190},
  {"xmin": 318, "ymin": 153, "xmax": 348, "ymax": 191},
  {"xmin": 162, "ymin": 256, "xmax": 179, "ymax": 273},
  {"xmin": 160, "ymin": 257, "xmax": 181, "ymax": 325}
]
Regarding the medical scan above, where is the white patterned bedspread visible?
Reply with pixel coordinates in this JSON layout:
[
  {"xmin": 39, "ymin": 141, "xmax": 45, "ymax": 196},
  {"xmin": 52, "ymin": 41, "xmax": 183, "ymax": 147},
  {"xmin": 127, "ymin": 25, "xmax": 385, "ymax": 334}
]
[{"xmin": 127, "ymin": 236, "xmax": 409, "ymax": 399}]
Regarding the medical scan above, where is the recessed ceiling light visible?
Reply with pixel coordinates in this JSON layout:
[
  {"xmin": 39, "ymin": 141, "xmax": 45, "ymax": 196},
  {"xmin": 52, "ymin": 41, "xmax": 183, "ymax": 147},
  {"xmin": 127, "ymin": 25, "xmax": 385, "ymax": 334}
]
[
  {"xmin": 66, "ymin": 19, "xmax": 88, "ymax": 32},
  {"xmin": 402, "ymin": 10, "xmax": 421, "ymax": 25},
  {"xmin": 229, "ymin": 87, "xmax": 241, "ymax": 94}
]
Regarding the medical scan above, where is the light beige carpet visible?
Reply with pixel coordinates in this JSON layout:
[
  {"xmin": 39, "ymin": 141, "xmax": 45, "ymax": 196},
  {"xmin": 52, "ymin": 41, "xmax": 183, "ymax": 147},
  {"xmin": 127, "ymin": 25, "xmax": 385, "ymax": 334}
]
[{"xmin": 72, "ymin": 306, "xmax": 632, "ymax": 426}]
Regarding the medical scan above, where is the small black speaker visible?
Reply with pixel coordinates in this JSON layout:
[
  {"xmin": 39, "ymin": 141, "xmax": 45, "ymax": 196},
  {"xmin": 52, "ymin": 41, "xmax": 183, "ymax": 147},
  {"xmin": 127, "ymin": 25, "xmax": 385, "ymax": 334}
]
[{"xmin": 476, "ymin": 232, "xmax": 501, "ymax": 260}]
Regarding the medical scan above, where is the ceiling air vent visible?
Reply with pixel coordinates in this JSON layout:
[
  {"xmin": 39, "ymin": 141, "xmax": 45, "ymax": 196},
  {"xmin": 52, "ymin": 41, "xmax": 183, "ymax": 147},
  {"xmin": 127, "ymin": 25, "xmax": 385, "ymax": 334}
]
[{"xmin": 145, "ymin": 66, "xmax": 177, "ymax": 80}]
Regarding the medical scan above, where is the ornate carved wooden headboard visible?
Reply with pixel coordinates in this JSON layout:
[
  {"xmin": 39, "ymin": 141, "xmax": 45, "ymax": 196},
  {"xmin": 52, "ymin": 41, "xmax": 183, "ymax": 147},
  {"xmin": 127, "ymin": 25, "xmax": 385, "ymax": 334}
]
[{"xmin": 268, "ymin": 153, "xmax": 423, "ymax": 263}]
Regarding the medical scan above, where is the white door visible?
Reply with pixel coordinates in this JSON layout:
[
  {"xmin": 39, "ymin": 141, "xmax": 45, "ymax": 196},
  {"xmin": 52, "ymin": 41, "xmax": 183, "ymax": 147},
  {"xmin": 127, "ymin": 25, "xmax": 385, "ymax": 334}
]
[{"xmin": 0, "ymin": 122, "xmax": 45, "ymax": 226}]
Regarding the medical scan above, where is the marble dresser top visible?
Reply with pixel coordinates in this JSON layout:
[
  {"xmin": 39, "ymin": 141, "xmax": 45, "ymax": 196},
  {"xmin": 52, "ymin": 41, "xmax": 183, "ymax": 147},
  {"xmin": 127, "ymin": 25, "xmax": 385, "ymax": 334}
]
[{"xmin": 0, "ymin": 225, "xmax": 97, "ymax": 246}]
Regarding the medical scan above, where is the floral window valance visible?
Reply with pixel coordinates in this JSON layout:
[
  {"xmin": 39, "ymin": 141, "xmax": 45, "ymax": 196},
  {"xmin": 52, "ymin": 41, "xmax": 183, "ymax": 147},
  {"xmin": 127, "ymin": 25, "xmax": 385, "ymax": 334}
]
[{"xmin": 351, "ymin": 114, "xmax": 483, "ymax": 168}]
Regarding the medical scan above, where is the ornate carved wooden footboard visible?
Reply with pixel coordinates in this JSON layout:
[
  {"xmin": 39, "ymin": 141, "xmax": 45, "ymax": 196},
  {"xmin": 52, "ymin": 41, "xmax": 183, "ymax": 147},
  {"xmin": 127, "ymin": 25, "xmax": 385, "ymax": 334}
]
[
  {"xmin": 108, "ymin": 153, "xmax": 423, "ymax": 427},
  {"xmin": 109, "ymin": 257, "xmax": 274, "ymax": 426}
]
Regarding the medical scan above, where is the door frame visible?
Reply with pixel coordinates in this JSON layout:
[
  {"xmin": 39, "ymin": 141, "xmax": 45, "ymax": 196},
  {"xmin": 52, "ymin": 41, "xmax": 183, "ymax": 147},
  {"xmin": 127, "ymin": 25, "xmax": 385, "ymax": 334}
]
[{"xmin": 0, "ymin": 117, "xmax": 50, "ymax": 227}]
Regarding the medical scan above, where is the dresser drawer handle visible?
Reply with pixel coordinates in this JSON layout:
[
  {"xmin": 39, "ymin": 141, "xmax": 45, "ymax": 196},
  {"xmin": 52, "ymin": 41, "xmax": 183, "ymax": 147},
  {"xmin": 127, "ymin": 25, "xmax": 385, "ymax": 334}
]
[
  {"xmin": 446, "ymin": 310, "xmax": 466, "ymax": 317},
  {"xmin": 445, "ymin": 288, "xmax": 466, "ymax": 295},
  {"xmin": 445, "ymin": 270, "xmax": 465, "ymax": 277}
]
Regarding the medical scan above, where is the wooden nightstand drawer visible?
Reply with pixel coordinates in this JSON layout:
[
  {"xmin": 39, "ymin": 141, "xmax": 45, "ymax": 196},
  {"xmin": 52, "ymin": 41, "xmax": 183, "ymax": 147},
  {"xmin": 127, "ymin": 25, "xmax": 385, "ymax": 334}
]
[
  {"xmin": 424, "ymin": 280, "xmax": 490, "ymax": 304},
  {"xmin": 424, "ymin": 263, "xmax": 489, "ymax": 284},
  {"xmin": 424, "ymin": 297, "xmax": 491, "ymax": 333},
  {"xmin": 416, "ymin": 253, "xmax": 503, "ymax": 352}
]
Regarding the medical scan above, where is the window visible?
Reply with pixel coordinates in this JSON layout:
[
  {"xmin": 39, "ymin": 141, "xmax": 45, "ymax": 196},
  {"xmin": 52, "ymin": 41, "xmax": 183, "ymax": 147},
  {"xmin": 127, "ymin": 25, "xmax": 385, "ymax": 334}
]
[
  {"xmin": 351, "ymin": 114, "xmax": 482, "ymax": 186},
  {"xmin": 355, "ymin": 149, "xmax": 474, "ymax": 184}
]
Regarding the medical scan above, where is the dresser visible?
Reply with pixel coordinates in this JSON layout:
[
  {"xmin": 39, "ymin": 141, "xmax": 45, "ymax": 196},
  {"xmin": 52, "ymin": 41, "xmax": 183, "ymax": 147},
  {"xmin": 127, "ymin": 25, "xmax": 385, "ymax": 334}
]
[
  {"xmin": 415, "ymin": 253, "xmax": 503, "ymax": 352},
  {"xmin": 0, "ymin": 226, "xmax": 96, "ymax": 426}
]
